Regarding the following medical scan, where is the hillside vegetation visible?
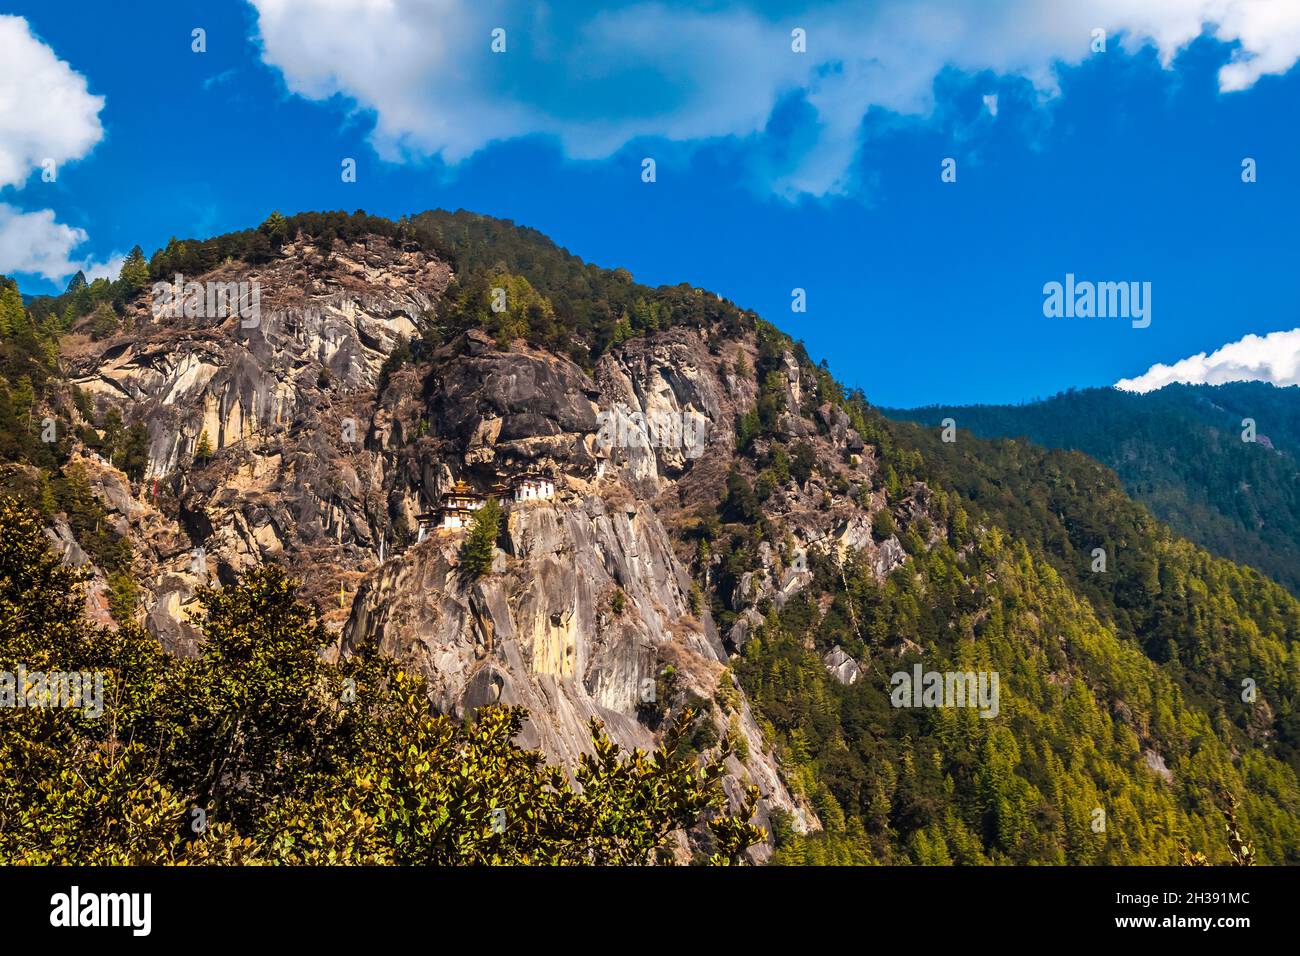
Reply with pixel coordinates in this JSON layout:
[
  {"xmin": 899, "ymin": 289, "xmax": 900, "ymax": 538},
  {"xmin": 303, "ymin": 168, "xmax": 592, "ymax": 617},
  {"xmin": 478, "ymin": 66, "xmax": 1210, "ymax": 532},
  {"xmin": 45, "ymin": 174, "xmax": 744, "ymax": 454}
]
[
  {"xmin": 2, "ymin": 211, "xmax": 1296, "ymax": 865},
  {"xmin": 886, "ymin": 384, "xmax": 1300, "ymax": 594}
]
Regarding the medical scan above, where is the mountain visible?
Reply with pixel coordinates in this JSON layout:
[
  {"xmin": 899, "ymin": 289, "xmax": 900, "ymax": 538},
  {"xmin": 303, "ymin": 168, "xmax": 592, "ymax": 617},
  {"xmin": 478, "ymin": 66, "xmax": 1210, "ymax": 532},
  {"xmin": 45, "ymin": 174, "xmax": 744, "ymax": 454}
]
[
  {"xmin": 2, "ymin": 210, "xmax": 1298, "ymax": 864},
  {"xmin": 884, "ymin": 384, "xmax": 1300, "ymax": 595}
]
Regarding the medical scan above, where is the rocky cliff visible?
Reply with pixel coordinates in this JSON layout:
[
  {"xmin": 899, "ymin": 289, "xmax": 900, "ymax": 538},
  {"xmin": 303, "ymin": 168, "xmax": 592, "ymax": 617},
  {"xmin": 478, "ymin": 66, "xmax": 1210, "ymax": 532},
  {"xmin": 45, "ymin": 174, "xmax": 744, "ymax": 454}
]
[{"xmin": 53, "ymin": 230, "xmax": 959, "ymax": 855}]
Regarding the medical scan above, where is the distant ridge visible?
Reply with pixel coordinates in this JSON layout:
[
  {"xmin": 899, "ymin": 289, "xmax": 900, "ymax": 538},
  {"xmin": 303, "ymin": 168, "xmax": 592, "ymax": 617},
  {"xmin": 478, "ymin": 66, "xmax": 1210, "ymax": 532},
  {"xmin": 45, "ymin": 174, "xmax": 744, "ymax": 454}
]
[{"xmin": 885, "ymin": 382, "xmax": 1300, "ymax": 594}]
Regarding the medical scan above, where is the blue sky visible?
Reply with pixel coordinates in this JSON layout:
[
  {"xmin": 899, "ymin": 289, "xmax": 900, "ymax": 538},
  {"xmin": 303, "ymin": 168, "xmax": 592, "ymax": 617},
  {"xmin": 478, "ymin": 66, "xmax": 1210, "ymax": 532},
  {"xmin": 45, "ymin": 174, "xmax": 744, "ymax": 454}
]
[{"xmin": 2, "ymin": 0, "xmax": 1298, "ymax": 406}]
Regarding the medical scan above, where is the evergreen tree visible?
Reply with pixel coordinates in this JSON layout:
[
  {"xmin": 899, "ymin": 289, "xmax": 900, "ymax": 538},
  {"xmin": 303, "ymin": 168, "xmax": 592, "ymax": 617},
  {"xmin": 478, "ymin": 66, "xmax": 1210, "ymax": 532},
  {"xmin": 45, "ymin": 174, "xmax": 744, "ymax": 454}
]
[
  {"xmin": 0, "ymin": 280, "xmax": 24, "ymax": 338},
  {"xmin": 88, "ymin": 303, "xmax": 120, "ymax": 340},
  {"xmin": 459, "ymin": 497, "xmax": 502, "ymax": 580},
  {"xmin": 120, "ymin": 421, "xmax": 150, "ymax": 482},
  {"xmin": 119, "ymin": 245, "xmax": 150, "ymax": 292},
  {"xmin": 260, "ymin": 210, "xmax": 288, "ymax": 238},
  {"xmin": 735, "ymin": 408, "xmax": 760, "ymax": 452},
  {"xmin": 790, "ymin": 442, "xmax": 815, "ymax": 487}
]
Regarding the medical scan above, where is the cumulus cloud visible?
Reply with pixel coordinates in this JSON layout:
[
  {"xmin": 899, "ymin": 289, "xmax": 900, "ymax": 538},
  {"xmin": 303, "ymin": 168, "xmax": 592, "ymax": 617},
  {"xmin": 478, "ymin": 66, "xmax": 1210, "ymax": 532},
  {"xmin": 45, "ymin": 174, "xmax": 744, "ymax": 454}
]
[
  {"xmin": 1115, "ymin": 328, "xmax": 1300, "ymax": 392},
  {"xmin": 0, "ymin": 15, "xmax": 104, "ymax": 189},
  {"xmin": 0, "ymin": 16, "xmax": 111, "ymax": 284},
  {"xmin": 0, "ymin": 204, "xmax": 122, "ymax": 284},
  {"xmin": 249, "ymin": 0, "xmax": 1300, "ymax": 197}
]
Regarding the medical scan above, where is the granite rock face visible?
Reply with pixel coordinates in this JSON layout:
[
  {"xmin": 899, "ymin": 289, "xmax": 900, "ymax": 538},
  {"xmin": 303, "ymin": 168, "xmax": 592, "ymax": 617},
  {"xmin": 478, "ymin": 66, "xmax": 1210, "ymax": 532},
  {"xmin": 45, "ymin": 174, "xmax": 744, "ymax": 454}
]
[
  {"xmin": 823, "ymin": 646, "xmax": 862, "ymax": 686},
  {"xmin": 60, "ymin": 240, "xmax": 451, "ymax": 642},
  {"xmin": 53, "ymin": 233, "xmax": 943, "ymax": 858}
]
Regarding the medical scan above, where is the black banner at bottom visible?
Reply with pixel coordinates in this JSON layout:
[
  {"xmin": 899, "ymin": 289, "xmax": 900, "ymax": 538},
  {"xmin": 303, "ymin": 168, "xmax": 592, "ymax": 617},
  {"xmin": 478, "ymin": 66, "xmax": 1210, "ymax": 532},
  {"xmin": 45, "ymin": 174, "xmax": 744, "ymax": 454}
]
[{"xmin": 0, "ymin": 864, "xmax": 1281, "ymax": 942}]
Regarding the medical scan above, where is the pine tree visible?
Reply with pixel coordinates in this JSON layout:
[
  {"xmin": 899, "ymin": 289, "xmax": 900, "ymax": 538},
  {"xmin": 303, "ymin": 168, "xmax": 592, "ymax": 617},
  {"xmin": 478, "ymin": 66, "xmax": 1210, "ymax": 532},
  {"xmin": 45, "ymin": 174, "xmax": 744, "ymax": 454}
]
[
  {"xmin": 119, "ymin": 245, "xmax": 150, "ymax": 291},
  {"xmin": 260, "ymin": 210, "xmax": 288, "ymax": 238},
  {"xmin": 459, "ymin": 497, "xmax": 502, "ymax": 580},
  {"xmin": 0, "ymin": 280, "xmax": 23, "ymax": 338},
  {"xmin": 735, "ymin": 408, "xmax": 760, "ymax": 452},
  {"xmin": 195, "ymin": 429, "xmax": 214, "ymax": 463},
  {"xmin": 89, "ymin": 303, "xmax": 120, "ymax": 341}
]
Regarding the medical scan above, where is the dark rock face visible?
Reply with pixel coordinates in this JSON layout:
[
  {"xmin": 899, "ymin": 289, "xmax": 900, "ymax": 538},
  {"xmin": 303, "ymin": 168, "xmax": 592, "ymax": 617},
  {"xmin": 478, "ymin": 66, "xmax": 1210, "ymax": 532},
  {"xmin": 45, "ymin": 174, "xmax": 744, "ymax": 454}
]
[{"xmin": 427, "ymin": 332, "xmax": 598, "ymax": 451}]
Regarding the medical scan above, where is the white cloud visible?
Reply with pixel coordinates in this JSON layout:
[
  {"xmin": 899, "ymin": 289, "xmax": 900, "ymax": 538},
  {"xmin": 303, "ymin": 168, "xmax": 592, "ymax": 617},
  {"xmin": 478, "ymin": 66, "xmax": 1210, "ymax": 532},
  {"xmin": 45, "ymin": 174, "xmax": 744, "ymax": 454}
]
[
  {"xmin": 83, "ymin": 253, "xmax": 127, "ymax": 284},
  {"xmin": 0, "ymin": 16, "xmax": 111, "ymax": 284},
  {"xmin": 1115, "ymin": 328, "xmax": 1300, "ymax": 392},
  {"xmin": 0, "ymin": 15, "xmax": 104, "ymax": 189},
  {"xmin": 248, "ymin": 0, "xmax": 1300, "ymax": 198},
  {"xmin": 0, "ymin": 204, "xmax": 122, "ymax": 284}
]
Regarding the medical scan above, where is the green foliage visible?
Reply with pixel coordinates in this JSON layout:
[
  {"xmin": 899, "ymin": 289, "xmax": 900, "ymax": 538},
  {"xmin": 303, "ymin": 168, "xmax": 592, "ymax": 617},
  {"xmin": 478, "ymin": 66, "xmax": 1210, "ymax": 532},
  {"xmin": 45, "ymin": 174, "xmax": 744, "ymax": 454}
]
[
  {"xmin": 412, "ymin": 209, "xmax": 754, "ymax": 364},
  {"xmin": 89, "ymin": 306, "xmax": 120, "ymax": 343},
  {"xmin": 758, "ymin": 370, "xmax": 788, "ymax": 432},
  {"xmin": 722, "ymin": 468, "xmax": 760, "ymax": 524},
  {"xmin": 118, "ymin": 246, "xmax": 150, "ymax": 293},
  {"xmin": 459, "ymin": 497, "xmax": 502, "ymax": 580},
  {"xmin": 689, "ymin": 582, "xmax": 704, "ymax": 616},
  {"xmin": 701, "ymin": 332, "xmax": 1300, "ymax": 865},
  {"xmin": 736, "ymin": 526, "xmax": 1300, "ymax": 865},
  {"xmin": 194, "ymin": 429, "xmax": 213, "ymax": 463},
  {"xmin": 106, "ymin": 571, "xmax": 137, "ymax": 625},
  {"xmin": 4, "ymin": 211, "xmax": 1296, "ymax": 869},
  {"xmin": 790, "ymin": 442, "xmax": 815, "ymax": 487},
  {"xmin": 735, "ymin": 408, "xmax": 760, "ymax": 452},
  {"xmin": 24, "ymin": 261, "xmax": 135, "ymax": 330},
  {"xmin": 80, "ymin": 408, "xmax": 150, "ymax": 482},
  {"xmin": 141, "ymin": 210, "xmax": 449, "ymax": 283},
  {"xmin": 1181, "ymin": 792, "xmax": 1256, "ymax": 865},
  {"xmin": 71, "ymin": 208, "xmax": 755, "ymax": 370},
  {"xmin": 47, "ymin": 464, "xmax": 134, "ymax": 575},
  {"xmin": 119, "ymin": 421, "xmax": 150, "ymax": 482},
  {"xmin": 260, "ymin": 210, "xmax": 288, "ymax": 239},
  {"xmin": 636, "ymin": 665, "xmax": 680, "ymax": 730},
  {"xmin": 883, "ymin": 416, "xmax": 1300, "ymax": 772},
  {"xmin": 887, "ymin": 383, "xmax": 1300, "ymax": 595},
  {"xmin": 0, "ymin": 279, "xmax": 25, "ymax": 338},
  {"xmin": 445, "ymin": 271, "xmax": 559, "ymax": 348},
  {"xmin": 0, "ymin": 497, "xmax": 762, "ymax": 865},
  {"xmin": 0, "ymin": 278, "xmax": 69, "ymax": 470}
]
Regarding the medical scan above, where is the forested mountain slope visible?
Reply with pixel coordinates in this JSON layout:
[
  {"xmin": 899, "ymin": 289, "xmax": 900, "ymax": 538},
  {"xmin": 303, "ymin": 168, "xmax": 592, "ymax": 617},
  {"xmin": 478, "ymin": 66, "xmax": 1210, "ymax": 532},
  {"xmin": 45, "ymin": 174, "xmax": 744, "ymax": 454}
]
[
  {"xmin": 884, "ymin": 384, "xmax": 1300, "ymax": 595},
  {"xmin": 1, "ymin": 210, "xmax": 1297, "ymax": 864}
]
